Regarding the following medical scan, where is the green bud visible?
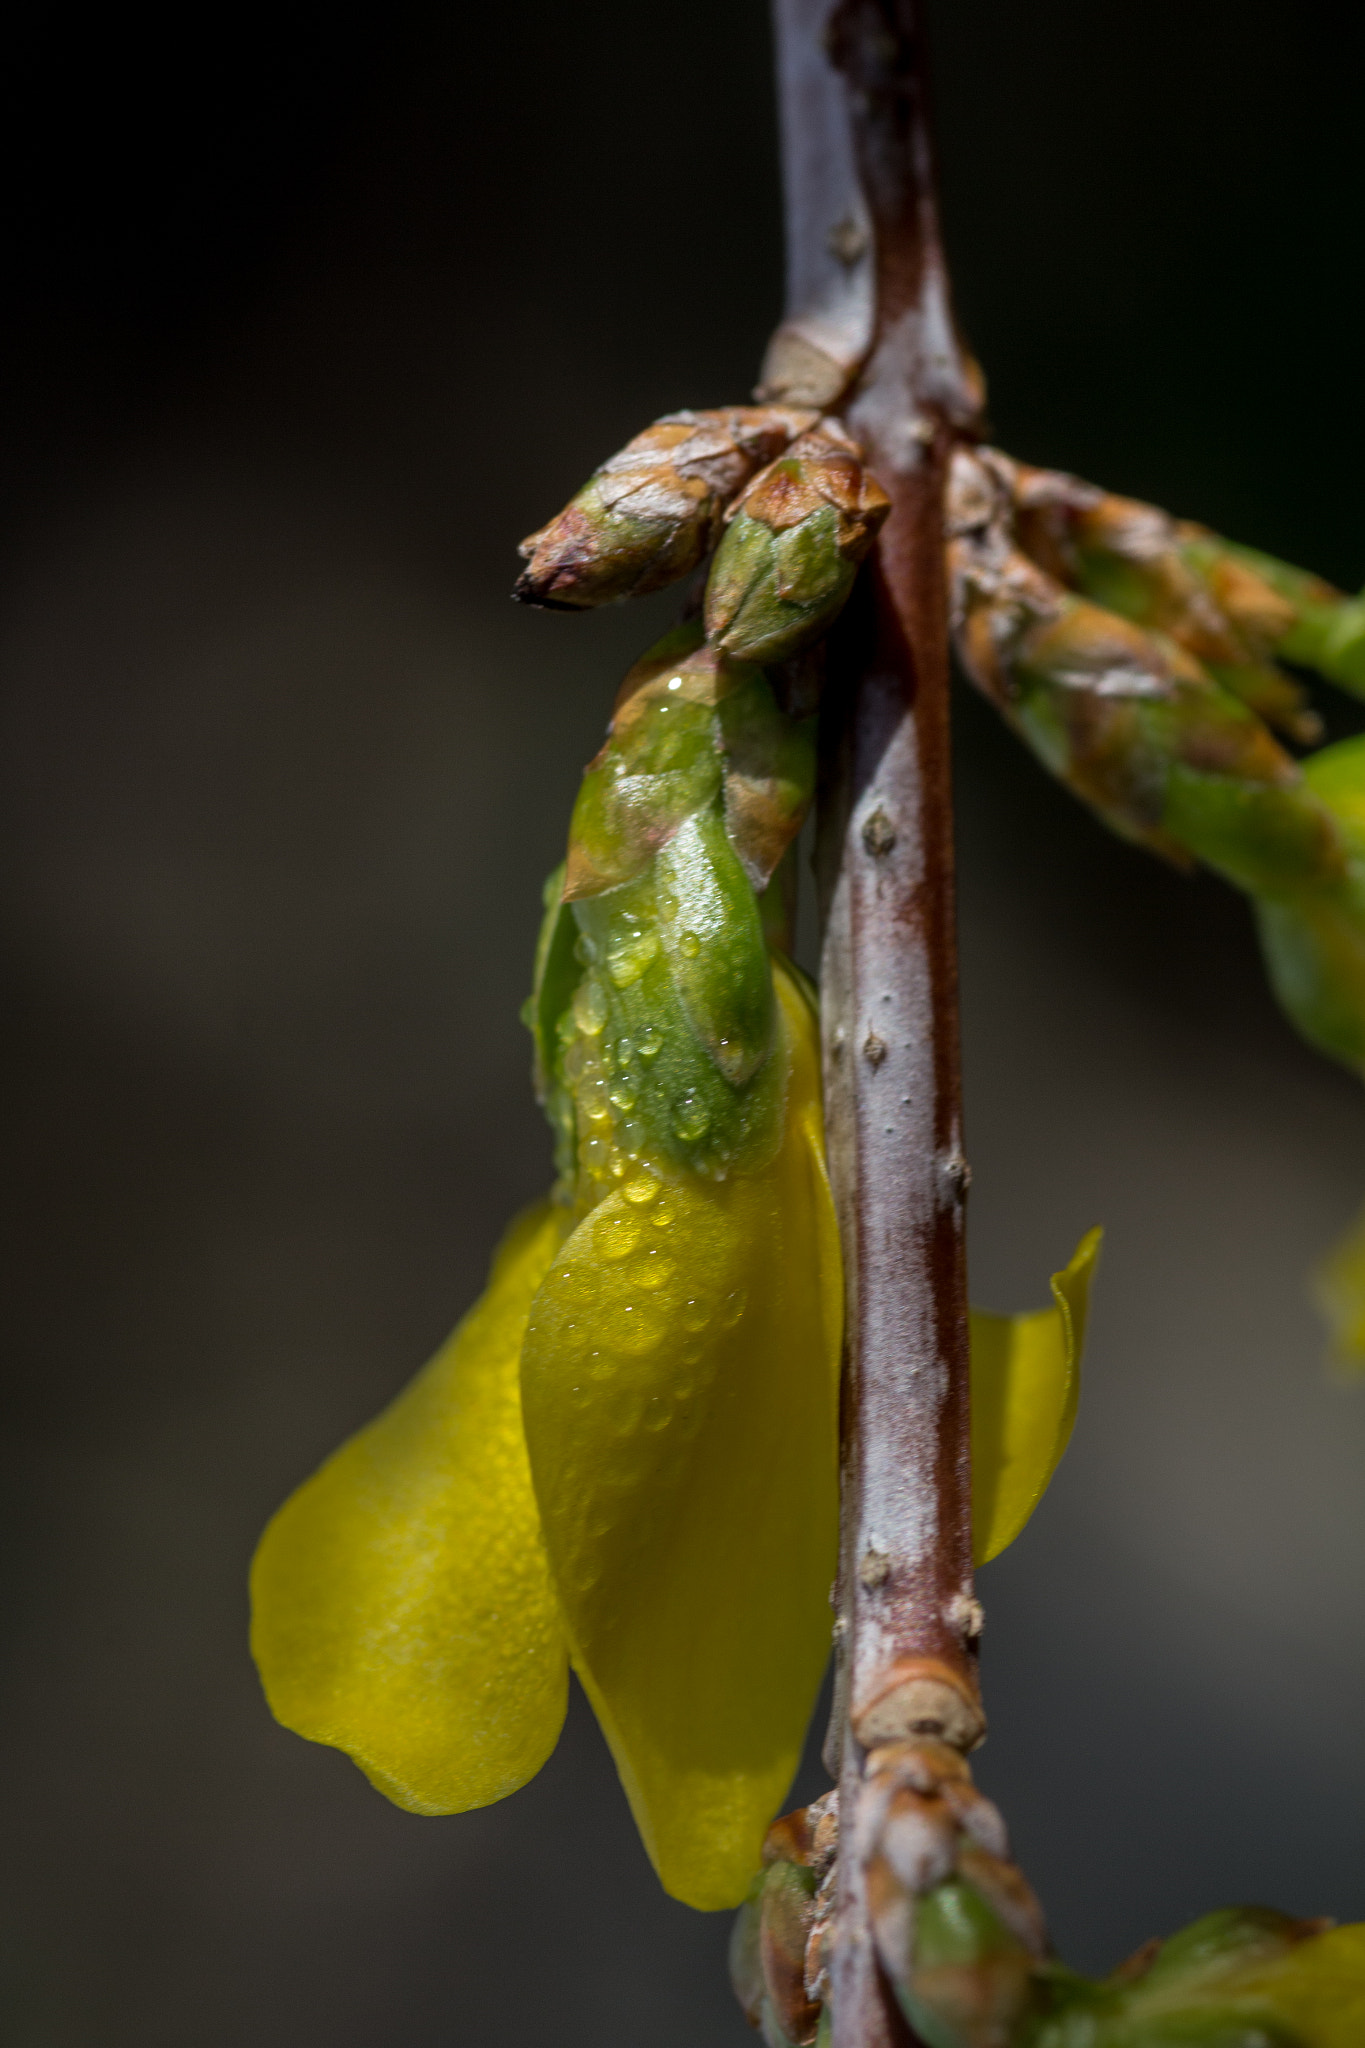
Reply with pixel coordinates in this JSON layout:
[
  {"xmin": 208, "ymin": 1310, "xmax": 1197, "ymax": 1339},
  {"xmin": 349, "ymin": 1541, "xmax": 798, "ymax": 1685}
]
[
  {"xmin": 655, "ymin": 806, "xmax": 776, "ymax": 1088},
  {"xmin": 1003, "ymin": 454, "xmax": 1321, "ymax": 743},
  {"xmin": 524, "ymin": 864, "xmax": 580, "ymax": 1182},
  {"xmin": 514, "ymin": 407, "xmax": 817, "ymax": 609},
  {"xmin": 730, "ymin": 1875, "xmax": 768, "ymax": 2029},
  {"xmin": 562, "ymin": 627, "xmax": 817, "ymax": 901},
  {"xmin": 531, "ymin": 610, "xmax": 827, "ymax": 1206},
  {"xmin": 706, "ymin": 429, "xmax": 890, "ymax": 664},
  {"xmin": 895, "ymin": 1879, "xmax": 1037, "ymax": 2048},
  {"xmin": 1254, "ymin": 734, "xmax": 1365, "ymax": 1073},
  {"xmin": 1181, "ymin": 531, "xmax": 1365, "ymax": 700},
  {"xmin": 758, "ymin": 1861, "xmax": 822, "ymax": 2048},
  {"xmin": 950, "ymin": 450, "xmax": 1347, "ymax": 892},
  {"xmin": 719, "ymin": 671, "xmax": 817, "ymax": 889},
  {"xmin": 1029, "ymin": 1906, "xmax": 1335, "ymax": 2048},
  {"xmin": 950, "ymin": 445, "xmax": 1365, "ymax": 1079},
  {"xmin": 556, "ymin": 848, "xmax": 785, "ymax": 1193},
  {"xmin": 1006, "ymin": 597, "xmax": 1330, "ymax": 885}
]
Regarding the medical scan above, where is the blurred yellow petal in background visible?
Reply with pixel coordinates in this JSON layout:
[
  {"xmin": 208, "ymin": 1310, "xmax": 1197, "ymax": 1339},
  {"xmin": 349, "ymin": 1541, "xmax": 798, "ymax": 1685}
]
[
  {"xmin": 1311, "ymin": 1199, "xmax": 1365, "ymax": 1377},
  {"xmin": 251, "ymin": 1199, "xmax": 571, "ymax": 1815},
  {"xmin": 971, "ymin": 1227, "xmax": 1102, "ymax": 1566}
]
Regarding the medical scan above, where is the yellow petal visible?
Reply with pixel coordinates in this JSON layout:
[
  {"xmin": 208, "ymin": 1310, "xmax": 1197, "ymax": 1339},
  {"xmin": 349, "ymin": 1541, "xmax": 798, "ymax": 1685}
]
[
  {"xmin": 970, "ymin": 1227, "xmax": 1102, "ymax": 1566},
  {"xmin": 250, "ymin": 1199, "xmax": 571, "ymax": 1814},
  {"xmin": 1311, "ymin": 1199, "xmax": 1365, "ymax": 1377},
  {"xmin": 1232, "ymin": 1923, "xmax": 1365, "ymax": 2046},
  {"xmin": 519, "ymin": 961, "xmax": 841, "ymax": 1910}
]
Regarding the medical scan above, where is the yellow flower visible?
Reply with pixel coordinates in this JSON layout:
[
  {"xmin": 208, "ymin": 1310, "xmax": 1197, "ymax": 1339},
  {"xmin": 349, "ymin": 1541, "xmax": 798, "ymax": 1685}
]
[
  {"xmin": 253, "ymin": 960, "xmax": 840, "ymax": 1909},
  {"xmin": 250, "ymin": 955, "xmax": 1097, "ymax": 1910}
]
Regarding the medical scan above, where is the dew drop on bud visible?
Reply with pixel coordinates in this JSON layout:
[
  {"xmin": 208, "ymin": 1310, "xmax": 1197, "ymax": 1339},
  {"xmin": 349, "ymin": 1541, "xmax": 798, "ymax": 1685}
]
[{"xmin": 573, "ymin": 980, "xmax": 609, "ymax": 1035}]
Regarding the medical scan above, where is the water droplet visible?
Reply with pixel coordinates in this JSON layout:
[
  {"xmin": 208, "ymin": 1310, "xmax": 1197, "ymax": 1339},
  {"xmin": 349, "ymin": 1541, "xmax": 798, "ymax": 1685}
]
[
  {"xmin": 608, "ymin": 1302, "xmax": 665, "ymax": 1354},
  {"xmin": 652, "ymin": 1201, "xmax": 675, "ymax": 1228},
  {"xmin": 674, "ymin": 1100, "xmax": 710, "ymax": 1141},
  {"xmin": 616, "ymin": 1036, "xmax": 635, "ymax": 1063},
  {"xmin": 631, "ymin": 1247, "xmax": 676, "ymax": 1291},
  {"xmin": 679, "ymin": 930, "xmax": 701, "ymax": 959},
  {"xmin": 581, "ymin": 1136, "xmax": 611, "ymax": 1171},
  {"xmin": 598, "ymin": 1215, "xmax": 642, "ymax": 1260},
  {"xmin": 682, "ymin": 1298, "xmax": 711, "ymax": 1333},
  {"xmin": 623, "ymin": 1171, "xmax": 660, "ymax": 1206},
  {"xmin": 644, "ymin": 1406, "xmax": 672, "ymax": 1432},
  {"xmin": 573, "ymin": 980, "xmax": 609, "ymax": 1035},
  {"xmin": 721, "ymin": 1288, "xmax": 748, "ymax": 1329},
  {"xmin": 658, "ymin": 890, "xmax": 679, "ymax": 918},
  {"xmin": 607, "ymin": 928, "xmax": 660, "ymax": 987},
  {"xmin": 619, "ymin": 1119, "xmax": 648, "ymax": 1155},
  {"xmin": 609, "ymin": 1082, "xmax": 637, "ymax": 1113},
  {"xmin": 637, "ymin": 1023, "xmax": 663, "ymax": 1059}
]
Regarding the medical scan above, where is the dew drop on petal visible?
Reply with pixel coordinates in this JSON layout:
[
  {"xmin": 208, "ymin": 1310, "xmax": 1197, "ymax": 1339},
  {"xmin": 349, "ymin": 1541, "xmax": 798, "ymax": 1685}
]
[
  {"xmin": 597, "ymin": 1214, "xmax": 642, "ymax": 1261},
  {"xmin": 721, "ymin": 1288, "xmax": 748, "ymax": 1329}
]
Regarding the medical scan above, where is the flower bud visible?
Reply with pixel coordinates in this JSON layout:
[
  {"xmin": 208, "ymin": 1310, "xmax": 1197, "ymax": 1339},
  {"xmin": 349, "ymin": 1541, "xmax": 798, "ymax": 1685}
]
[
  {"xmin": 565, "ymin": 626, "xmax": 818, "ymax": 907},
  {"xmin": 705, "ymin": 429, "xmax": 891, "ymax": 664},
  {"xmin": 1005, "ymin": 453, "xmax": 1323, "ymax": 743},
  {"xmin": 1181, "ymin": 528, "xmax": 1365, "ymax": 699},
  {"xmin": 515, "ymin": 406, "xmax": 817, "ymax": 609},
  {"xmin": 948, "ymin": 448, "xmax": 1346, "ymax": 897},
  {"xmin": 1254, "ymin": 733, "xmax": 1365, "ymax": 1073},
  {"xmin": 862, "ymin": 1741, "xmax": 1045, "ymax": 2048}
]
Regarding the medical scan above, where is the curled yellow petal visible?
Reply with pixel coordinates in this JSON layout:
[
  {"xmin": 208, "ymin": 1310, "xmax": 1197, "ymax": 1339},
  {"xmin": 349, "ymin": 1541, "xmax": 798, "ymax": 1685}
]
[
  {"xmin": 519, "ymin": 961, "xmax": 841, "ymax": 1910},
  {"xmin": 250, "ymin": 1200, "xmax": 570, "ymax": 1814},
  {"xmin": 970, "ymin": 1227, "xmax": 1102, "ymax": 1566}
]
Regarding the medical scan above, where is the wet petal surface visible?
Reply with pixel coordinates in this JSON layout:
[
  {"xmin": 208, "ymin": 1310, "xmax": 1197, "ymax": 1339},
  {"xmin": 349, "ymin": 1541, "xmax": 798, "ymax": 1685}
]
[{"xmin": 251, "ymin": 1201, "xmax": 570, "ymax": 1814}]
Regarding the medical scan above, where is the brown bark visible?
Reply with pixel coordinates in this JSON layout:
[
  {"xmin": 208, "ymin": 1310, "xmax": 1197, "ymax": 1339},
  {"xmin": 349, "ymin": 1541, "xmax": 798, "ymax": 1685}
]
[{"xmin": 766, "ymin": 3, "xmax": 983, "ymax": 2042}]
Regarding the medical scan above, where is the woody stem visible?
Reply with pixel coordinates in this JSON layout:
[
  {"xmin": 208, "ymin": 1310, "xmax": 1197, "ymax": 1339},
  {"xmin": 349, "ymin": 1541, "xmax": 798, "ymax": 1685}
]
[{"xmin": 766, "ymin": 3, "xmax": 982, "ymax": 2042}]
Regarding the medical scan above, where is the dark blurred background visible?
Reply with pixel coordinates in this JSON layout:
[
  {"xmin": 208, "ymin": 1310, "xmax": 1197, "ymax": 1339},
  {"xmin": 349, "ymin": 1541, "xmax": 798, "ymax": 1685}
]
[{"xmin": 3, "ymin": 1, "xmax": 1364, "ymax": 2040}]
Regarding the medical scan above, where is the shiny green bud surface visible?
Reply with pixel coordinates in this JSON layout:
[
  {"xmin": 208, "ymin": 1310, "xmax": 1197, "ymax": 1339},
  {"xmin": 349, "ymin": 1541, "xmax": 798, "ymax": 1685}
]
[
  {"xmin": 1255, "ymin": 735, "xmax": 1365, "ymax": 1073},
  {"xmin": 706, "ymin": 429, "xmax": 890, "ymax": 664}
]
